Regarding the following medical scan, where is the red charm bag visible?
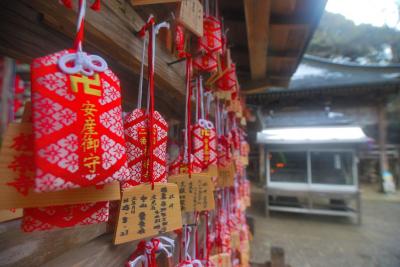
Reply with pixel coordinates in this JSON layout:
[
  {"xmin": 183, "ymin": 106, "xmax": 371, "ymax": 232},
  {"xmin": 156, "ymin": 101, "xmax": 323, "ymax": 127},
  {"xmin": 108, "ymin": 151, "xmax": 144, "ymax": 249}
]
[
  {"xmin": 22, "ymin": 201, "xmax": 109, "ymax": 232},
  {"xmin": 22, "ymin": 0, "xmax": 123, "ymax": 231},
  {"xmin": 198, "ymin": 16, "xmax": 223, "ymax": 55},
  {"xmin": 193, "ymin": 52, "xmax": 218, "ymax": 73},
  {"xmin": 169, "ymin": 57, "xmax": 202, "ymax": 175},
  {"xmin": 215, "ymin": 63, "xmax": 237, "ymax": 101},
  {"xmin": 191, "ymin": 77, "xmax": 217, "ymax": 171},
  {"xmin": 123, "ymin": 17, "xmax": 169, "ymax": 188},
  {"xmin": 31, "ymin": 1, "xmax": 128, "ymax": 192},
  {"xmin": 193, "ymin": 7, "xmax": 222, "ymax": 73}
]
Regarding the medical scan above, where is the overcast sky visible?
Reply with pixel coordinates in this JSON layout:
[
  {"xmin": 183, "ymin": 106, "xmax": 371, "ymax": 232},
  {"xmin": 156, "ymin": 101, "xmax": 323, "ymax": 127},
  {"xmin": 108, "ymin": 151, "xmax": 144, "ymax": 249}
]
[{"xmin": 326, "ymin": 0, "xmax": 400, "ymax": 29}]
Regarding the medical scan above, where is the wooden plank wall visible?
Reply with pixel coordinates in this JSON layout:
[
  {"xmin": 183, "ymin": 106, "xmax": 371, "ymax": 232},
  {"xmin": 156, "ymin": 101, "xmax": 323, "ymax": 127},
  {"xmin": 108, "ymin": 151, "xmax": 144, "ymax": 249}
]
[
  {"xmin": 0, "ymin": 218, "xmax": 180, "ymax": 267},
  {"xmin": 0, "ymin": 0, "xmax": 186, "ymax": 119},
  {"xmin": 0, "ymin": 1, "xmax": 188, "ymax": 266}
]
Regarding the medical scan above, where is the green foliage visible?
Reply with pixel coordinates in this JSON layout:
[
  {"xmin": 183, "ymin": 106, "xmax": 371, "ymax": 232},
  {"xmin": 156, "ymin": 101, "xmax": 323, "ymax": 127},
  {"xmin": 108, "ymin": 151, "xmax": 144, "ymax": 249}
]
[{"xmin": 307, "ymin": 12, "xmax": 400, "ymax": 64}]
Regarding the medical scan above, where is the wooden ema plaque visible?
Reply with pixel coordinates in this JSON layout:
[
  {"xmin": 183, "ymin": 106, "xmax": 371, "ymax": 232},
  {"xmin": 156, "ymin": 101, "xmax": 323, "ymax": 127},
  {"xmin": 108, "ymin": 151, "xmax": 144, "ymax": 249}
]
[
  {"xmin": 240, "ymin": 251, "xmax": 250, "ymax": 267},
  {"xmin": 241, "ymin": 156, "xmax": 249, "ymax": 166},
  {"xmin": 217, "ymin": 162, "xmax": 235, "ymax": 188},
  {"xmin": 168, "ymin": 173, "xmax": 215, "ymax": 212},
  {"xmin": 0, "ymin": 123, "xmax": 121, "ymax": 210},
  {"xmin": 210, "ymin": 253, "xmax": 232, "ymax": 267},
  {"xmin": 206, "ymin": 164, "xmax": 218, "ymax": 177},
  {"xmin": 244, "ymin": 196, "xmax": 251, "ymax": 208},
  {"xmin": 240, "ymin": 237, "xmax": 250, "ymax": 267},
  {"xmin": 114, "ymin": 183, "xmax": 182, "ymax": 245},
  {"xmin": 0, "ymin": 208, "xmax": 22, "ymax": 223},
  {"xmin": 230, "ymin": 230, "xmax": 240, "ymax": 250},
  {"xmin": 177, "ymin": 0, "xmax": 203, "ymax": 37}
]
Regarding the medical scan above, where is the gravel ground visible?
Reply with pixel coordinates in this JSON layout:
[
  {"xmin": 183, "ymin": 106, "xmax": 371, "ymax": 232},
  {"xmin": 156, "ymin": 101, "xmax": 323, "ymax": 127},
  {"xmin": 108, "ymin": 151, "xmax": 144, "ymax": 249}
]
[{"xmin": 248, "ymin": 184, "xmax": 400, "ymax": 267}]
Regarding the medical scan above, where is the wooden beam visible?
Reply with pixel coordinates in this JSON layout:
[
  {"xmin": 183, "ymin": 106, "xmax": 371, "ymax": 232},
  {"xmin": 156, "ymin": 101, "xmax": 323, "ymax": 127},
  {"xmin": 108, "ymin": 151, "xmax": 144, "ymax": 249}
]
[
  {"xmin": 267, "ymin": 56, "xmax": 298, "ymax": 75},
  {"xmin": 0, "ymin": 0, "xmax": 186, "ymax": 104},
  {"xmin": 131, "ymin": 0, "xmax": 180, "ymax": 5},
  {"xmin": 271, "ymin": 0, "xmax": 297, "ymax": 16},
  {"xmin": 42, "ymin": 234, "xmax": 139, "ymax": 267},
  {"xmin": 0, "ymin": 219, "xmax": 108, "ymax": 267},
  {"xmin": 41, "ymin": 233, "xmax": 177, "ymax": 267},
  {"xmin": 243, "ymin": 0, "xmax": 271, "ymax": 80},
  {"xmin": 269, "ymin": 24, "xmax": 309, "ymax": 53},
  {"xmin": 241, "ymin": 77, "xmax": 290, "ymax": 94}
]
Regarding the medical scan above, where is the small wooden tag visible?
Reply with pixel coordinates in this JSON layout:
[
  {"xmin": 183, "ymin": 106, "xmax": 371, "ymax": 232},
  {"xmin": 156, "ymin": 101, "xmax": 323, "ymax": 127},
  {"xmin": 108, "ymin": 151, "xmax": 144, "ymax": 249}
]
[
  {"xmin": 244, "ymin": 196, "xmax": 251, "ymax": 207},
  {"xmin": 114, "ymin": 183, "xmax": 182, "ymax": 245},
  {"xmin": 177, "ymin": 0, "xmax": 203, "ymax": 37},
  {"xmin": 206, "ymin": 164, "xmax": 218, "ymax": 177},
  {"xmin": 217, "ymin": 162, "xmax": 236, "ymax": 188},
  {"xmin": 0, "ymin": 123, "xmax": 121, "ymax": 209},
  {"xmin": 210, "ymin": 253, "xmax": 232, "ymax": 267},
  {"xmin": 230, "ymin": 230, "xmax": 240, "ymax": 250},
  {"xmin": 240, "ymin": 251, "xmax": 250, "ymax": 267},
  {"xmin": 168, "ymin": 173, "xmax": 215, "ymax": 212},
  {"xmin": 241, "ymin": 156, "xmax": 249, "ymax": 166},
  {"xmin": 0, "ymin": 208, "xmax": 22, "ymax": 223},
  {"xmin": 0, "ymin": 182, "xmax": 121, "ymax": 210}
]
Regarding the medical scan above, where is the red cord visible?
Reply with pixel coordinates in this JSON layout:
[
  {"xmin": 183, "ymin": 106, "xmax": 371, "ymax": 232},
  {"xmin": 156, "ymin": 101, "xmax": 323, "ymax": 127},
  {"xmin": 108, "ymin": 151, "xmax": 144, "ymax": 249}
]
[
  {"xmin": 72, "ymin": 0, "xmax": 85, "ymax": 51},
  {"xmin": 90, "ymin": 0, "xmax": 100, "ymax": 10},
  {"xmin": 204, "ymin": 211, "xmax": 210, "ymax": 262},
  {"xmin": 61, "ymin": 0, "xmax": 73, "ymax": 8},
  {"xmin": 185, "ymin": 56, "xmax": 193, "ymax": 177},
  {"xmin": 147, "ymin": 20, "xmax": 156, "ymax": 189}
]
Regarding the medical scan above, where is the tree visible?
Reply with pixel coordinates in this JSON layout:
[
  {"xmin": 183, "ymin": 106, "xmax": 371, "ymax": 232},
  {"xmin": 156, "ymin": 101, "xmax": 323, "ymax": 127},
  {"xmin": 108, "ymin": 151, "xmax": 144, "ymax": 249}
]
[{"xmin": 307, "ymin": 12, "xmax": 400, "ymax": 64}]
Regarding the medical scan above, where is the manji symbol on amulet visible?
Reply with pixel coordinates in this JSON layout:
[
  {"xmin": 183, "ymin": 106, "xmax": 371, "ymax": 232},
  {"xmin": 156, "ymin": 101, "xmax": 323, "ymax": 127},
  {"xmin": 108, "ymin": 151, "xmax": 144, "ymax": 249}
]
[{"xmin": 70, "ymin": 73, "xmax": 102, "ymax": 97}]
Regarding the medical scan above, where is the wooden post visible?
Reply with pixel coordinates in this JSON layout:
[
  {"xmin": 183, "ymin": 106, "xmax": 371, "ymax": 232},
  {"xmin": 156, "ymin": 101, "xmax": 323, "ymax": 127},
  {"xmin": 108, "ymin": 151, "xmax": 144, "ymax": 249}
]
[
  {"xmin": 259, "ymin": 145, "xmax": 266, "ymax": 184},
  {"xmin": 0, "ymin": 57, "xmax": 14, "ymax": 136},
  {"xmin": 270, "ymin": 246, "xmax": 285, "ymax": 267},
  {"xmin": 243, "ymin": 0, "xmax": 271, "ymax": 80},
  {"xmin": 378, "ymin": 103, "xmax": 389, "ymax": 192}
]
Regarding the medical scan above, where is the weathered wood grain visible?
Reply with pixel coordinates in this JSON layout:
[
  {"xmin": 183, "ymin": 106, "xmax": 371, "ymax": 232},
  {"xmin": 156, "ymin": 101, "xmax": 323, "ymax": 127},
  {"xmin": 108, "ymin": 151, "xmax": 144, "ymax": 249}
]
[
  {"xmin": 243, "ymin": 0, "xmax": 271, "ymax": 80},
  {"xmin": 0, "ymin": 209, "xmax": 22, "ymax": 223},
  {"xmin": 41, "ymin": 232, "xmax": 179, "ymax": 267},
  {"xmin": 0, "ymin": 220, "xmax": 108, "ymax": 267},
  {"xmin": 0, "ymin": 0, "xmax": 186, "ymax": 118},
  {"xmin": 131, "ymin": 0, "xmax": 181, "ymax": 5}
]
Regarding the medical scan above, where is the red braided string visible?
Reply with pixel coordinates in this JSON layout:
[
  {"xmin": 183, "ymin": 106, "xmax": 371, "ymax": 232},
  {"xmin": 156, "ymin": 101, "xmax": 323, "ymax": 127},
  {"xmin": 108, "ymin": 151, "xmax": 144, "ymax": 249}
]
[
  {"xmin": 194, "ymin": 212, "xmax": 200, "ymax": 258},
  {"xmin": 205, "ymin": 211, "xmax": 211, "ymax": 263},
  {"xmin": 125, "ymin": 239, "xmax": 160, "ymax": 267},
  {"xmin": 73, "ymin": 0, "xmax": 85, "ymax": 51},
  {"xmin": 147, "ymin": 19, "xmax": 156, "ymax": 189},
  {"xmin": 149, "ymin": 239, "xmax": 160, "ymax": 267},
  {"xmin": 185, "ymin": 56, "xmax": 193, "ymax": 177},
  {"xmin": 175, "ymin": 24, "xmax": 187, "ymax": 59},
  {"xmin": 126, "ymin": 240, "xmax": 146, "ymax": 267},
  {"xmin": 138, "ymin": 17, "xmax": 155, "ymax": 38},
  {"xmin": 61, "ymin": 0, "xmax": 101, "ymax": 9},
  {"xmin": 136, "ymin": 17, "xmax": 157, "ymax": 188},
  {"xmin": 197, "ymin": 78, "xmax": 201, "ymax": 120},
  {"xmin": 60, "ymin": 0, "xmax": 101, "ymax": 51}
]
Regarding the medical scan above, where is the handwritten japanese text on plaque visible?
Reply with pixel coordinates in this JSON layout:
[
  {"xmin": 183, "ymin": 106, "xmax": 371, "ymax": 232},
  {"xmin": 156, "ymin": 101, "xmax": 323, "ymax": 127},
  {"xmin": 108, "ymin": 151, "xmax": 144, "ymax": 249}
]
[
  {"xmin": 217, "ymin": 162, "xmax": 235, "ymax": 188},
  {"xmin": 168, "ymin": 173, "xmax": 215, "ymax": 212},
  {"xmin": 114, "ymin": 183, "xmax": 182, "ymax": 244}
]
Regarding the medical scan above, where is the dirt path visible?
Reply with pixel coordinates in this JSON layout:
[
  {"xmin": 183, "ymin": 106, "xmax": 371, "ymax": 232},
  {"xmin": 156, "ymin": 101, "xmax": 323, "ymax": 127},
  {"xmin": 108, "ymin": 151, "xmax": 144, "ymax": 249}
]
[{"xmin": 248, "ymin": 185, "xmax": 400, "ymax": 267}]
